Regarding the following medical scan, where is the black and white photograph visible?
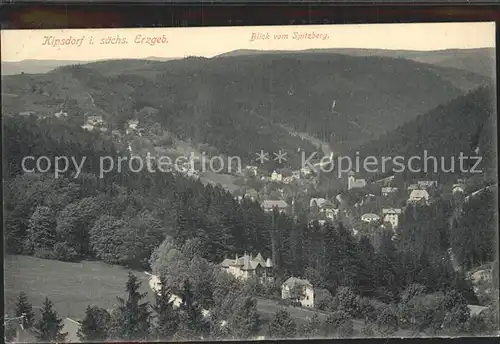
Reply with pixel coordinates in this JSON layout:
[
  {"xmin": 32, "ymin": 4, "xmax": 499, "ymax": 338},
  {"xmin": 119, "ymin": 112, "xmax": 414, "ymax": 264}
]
[{"xmin": 2, "ymin": 22, "xmax": 499, "ymax": 341}]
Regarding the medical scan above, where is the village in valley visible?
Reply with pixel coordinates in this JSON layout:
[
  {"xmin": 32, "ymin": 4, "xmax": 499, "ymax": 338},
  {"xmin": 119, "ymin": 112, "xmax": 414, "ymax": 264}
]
[{"xmin": 5, "ymin": 104, "xmax": 498, "ymax": 342}]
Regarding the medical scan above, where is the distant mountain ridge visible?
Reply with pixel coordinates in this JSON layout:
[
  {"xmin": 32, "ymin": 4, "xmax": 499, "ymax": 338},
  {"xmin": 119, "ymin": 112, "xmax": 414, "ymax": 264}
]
[
  {"xmin": 353, "ymin": 85, "xmax": 496, "ymax": 183},
  {"xmin": 2, "ymin": 47, "xmax": 494, "ymax": 77},
  {"xmin": 1, "ymin": 57, "xmax": 180, "ymax": 76},
  {"xmin": 217, "ymin": 47, "xmax": 495, "ymax": 78}
]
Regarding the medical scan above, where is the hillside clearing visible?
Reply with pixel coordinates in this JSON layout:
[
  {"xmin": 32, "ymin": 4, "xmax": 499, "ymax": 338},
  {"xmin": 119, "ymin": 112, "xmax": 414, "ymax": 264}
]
[
  {"xmin": 4, "ymin": 255, "xmax": 153, "ymax": 320},
  {"xmin": 5, "ymin": 255, "xmax": 418, "ymax": 338}
]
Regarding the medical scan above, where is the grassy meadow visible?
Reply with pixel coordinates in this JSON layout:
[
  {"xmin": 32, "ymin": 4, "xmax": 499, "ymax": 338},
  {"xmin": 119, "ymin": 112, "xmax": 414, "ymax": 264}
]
[{"xmin": 4, "ymin": 255, "xmax": 153, "ymax": 320}]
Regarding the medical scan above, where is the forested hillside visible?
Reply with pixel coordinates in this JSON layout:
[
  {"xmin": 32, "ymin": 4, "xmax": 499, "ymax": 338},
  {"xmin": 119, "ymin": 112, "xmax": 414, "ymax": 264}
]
[
  {"xmin": 4, "ymin": 114, "xmax": 495, "ymax": 294},
  {"xmin": 2, "ymin": 52, "xmax": 489, "ymax": 163},
  {"xmin": 4, "ymin": 109, "xmax": 498, "ymax": 340},
  {"xmin": 351, "ymin": 85, "xmax": 496, "ymax": 184},
  {"xmin": 218, "ymin": 47, "xmax": 495, "ymax": 78}
]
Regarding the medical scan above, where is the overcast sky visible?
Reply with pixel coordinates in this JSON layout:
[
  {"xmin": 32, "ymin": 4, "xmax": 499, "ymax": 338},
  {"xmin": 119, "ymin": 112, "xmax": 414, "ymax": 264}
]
[{"xmin": 1, "ymin": 22, "xmax": 495, "ymax": 62}]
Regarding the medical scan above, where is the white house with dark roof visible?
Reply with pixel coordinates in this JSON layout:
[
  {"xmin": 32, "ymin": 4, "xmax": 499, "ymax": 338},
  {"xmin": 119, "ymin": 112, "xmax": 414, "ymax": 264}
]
[
  {"xmin": 381, "ymin": 187, "xmax": 399, "ymax": 196},
  {"xmin": 271, "ymin": 170, "xmax": 283, "ymax": 182},
  {"xmin": 348, "ymin": 171, "xmax": 367, "ymax": 190},
  {"xmin": 374, "ymin": 175, "xmax": 395, "ymax": 186},
  {"xmin": 361, "ymin": 213, "xmax": 381, "ymax": 223},
  {"xmin": 452, "ymin": 184, "xmax": 465, "ymax": 194},
  {"xmin": 283, "ymin": 176, "xmax": 297, "ymax": 184},
  {"xmin": 309, "ymin": 199, "xmax": 339, "ymax": 221},
  {"xmin": 127, "ymin": 119, "xmax": 139, "ymax": 130},
  {"xmin": 382, "ymin": 208, "xmax": 402, "ymax": 229},
  {"xmin": 220, "ymin": 253, "xmax": 273, "ymax": 283},
  {"xmin": 408, "ymin": 189, "xmax": 430, "ymax": 204},
  {"xmin": 245, "ymin": 165, "xmax": 258, "ymax": 176},
  {"xmin": 300, "ymin": 167, "xmax": 313, "ymax": 176},
  {"xmin": 261, "ymin": 200, "xmax": 289, "ymax": 213},
  {"xmin": 309, "ymin": 219, "xmax": 327, "ymax": 226},
  {"xmin": 321, "ymin": 200, "xmax": 339, "ymax": 220},
  {"xmin": 281, "ymin": 277, "xmax": 314, "ymax": 308}
]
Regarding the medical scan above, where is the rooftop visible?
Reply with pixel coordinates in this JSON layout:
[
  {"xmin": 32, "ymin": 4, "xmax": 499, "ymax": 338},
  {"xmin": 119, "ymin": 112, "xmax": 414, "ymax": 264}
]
[
  {"xmin": 382, "ymin": 208, "xmax": 402, "ymax": 214},
  {"xmin": 221, "ymin": 253, "xmax": 273, "ymax": 270},
  {"xmin": 283, "ymin": 277, "xmax": 313, "ymax": 289},
  {"xmin": 309, "ymin": 198, "xmax": 327, "ymax": 208},
  {"xmin": 409, "ymin": 189, "xmax": 430, "ymax": 199},
  {"xmin": 261, "ymin": 200, "xmax": 288, "ymax": 209},
  {"xmin": 361, "ymin": 213, "xmax": 381, "ymax": 219}
]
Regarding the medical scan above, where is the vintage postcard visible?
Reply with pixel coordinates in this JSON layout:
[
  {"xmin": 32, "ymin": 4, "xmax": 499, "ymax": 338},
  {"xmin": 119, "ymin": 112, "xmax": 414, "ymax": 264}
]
[{"xmin": 2, "ymin": 23, "xmax": 498, "ymax": 342}]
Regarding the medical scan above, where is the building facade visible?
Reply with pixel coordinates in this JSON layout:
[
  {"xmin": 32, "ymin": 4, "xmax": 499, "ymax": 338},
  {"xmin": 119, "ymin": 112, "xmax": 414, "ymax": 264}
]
[
  {"xmin": 382, "ymin": 208, "xmax": 402, "ymax": 229},
  {"xmin": 281, "ymin": 277, "xmax": 314, "ymax": 308},
  {"xmin": 261, "ymin": 200, "xmax": 289, "ymax": 213},
  {"xmin": 221, "ymin": 253, "xmax": 274, "ymax": 283},
  {"xmin": 348, "ymin": 171, "xmax": 367, "ymax": 190},
  {"xmin": 408, "ymin": 189, "xmax": 430, "ymax": 203}
]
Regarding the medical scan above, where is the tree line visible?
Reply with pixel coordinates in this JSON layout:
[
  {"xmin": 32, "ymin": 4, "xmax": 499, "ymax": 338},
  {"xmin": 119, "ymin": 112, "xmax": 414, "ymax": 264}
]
[{"xmin": 3, "ymin": 114, "xmax": 498, "ymax": 340}]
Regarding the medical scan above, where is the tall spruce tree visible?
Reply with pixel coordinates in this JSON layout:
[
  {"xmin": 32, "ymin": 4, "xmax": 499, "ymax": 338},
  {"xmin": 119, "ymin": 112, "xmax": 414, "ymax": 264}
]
[
  {"xmin": 356, "ymin": 236, "xmax": 376, "ymax": 295},
  {"xmin": 375, "ymin": 230, "xmax": 401, "ymax": 300},
  {"xmin": 107, "ymin": 272, "xmax": 151, "ymax": 341},
  {"xmin": 24, "ymin": 206, "xmax": 57, "ymax": 254},
  {"xmin": 151, "ymin": 276, "xmax": 179, "ymax": 340},
  {"xmin": 175, "ymin": 279, "xmax": 208, "ymax": 340},
  {"xmin": 77, "ymin": 305, "xmax": 111, "ymax": 341},
  {"xmin": 15, "ymin": 291, "xmax": 35, "ymax": 328},
  {"xmin": 34, "ymin": 297, "xmax": 67, "ymax": 343}
]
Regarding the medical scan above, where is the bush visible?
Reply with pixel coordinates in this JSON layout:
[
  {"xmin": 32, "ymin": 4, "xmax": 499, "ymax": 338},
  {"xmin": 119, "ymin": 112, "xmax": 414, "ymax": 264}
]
[
  {"xmin": 33, "ymin": 248, "xmax": 56, "ymax": 260},
  {"xmin": 261, "ymin": 280, "xmax": 281, "ymax": 300},
  {"xmin": 244, "ymin": 276, "xmax": 265, "ymax": 296},
  {"xmin": 338, "ymin": 319, "xmax": 354, "ymax": 338},
  {"xmin": 375, "ymin": 305, "xmax": 399, "ymax": 336},
  {"xmin": 466, "ymin": 314, "xmax": 487, "ymax": 334},
  {"xmin": 361, "ymin": 322, "xmax": 376, "ymax": 337},
  {"xmin": 400, "ymin": 283, "xmax": 426, "ymax": 304},
  {"xmin": 53, "ymin": 242, "xmax": 79, "ymax": 262},
  {"xmin": 441, "ymin": 304, "xmax": 470, "ymax": 333},
  {"xmin": 400, "ymin": 291, "xmax": 446, "ymax": 333},
  {"xmin": 333, "ymin": 287, "xmax": 362, "ymax": 317},
  {"xmin": 358, "ymin": 297, "xmax": 379, "ymax": 322},
  {"xmin": 373, "ymin": 286, "xmax": 396, "ymax": 303},
  {"xmin": 478, "ymin": 306, "xmax": 499, "ymax": 335},
  {"xmin": 322, "ymin": 310, "xmax": 350, "ymax": 336}
]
